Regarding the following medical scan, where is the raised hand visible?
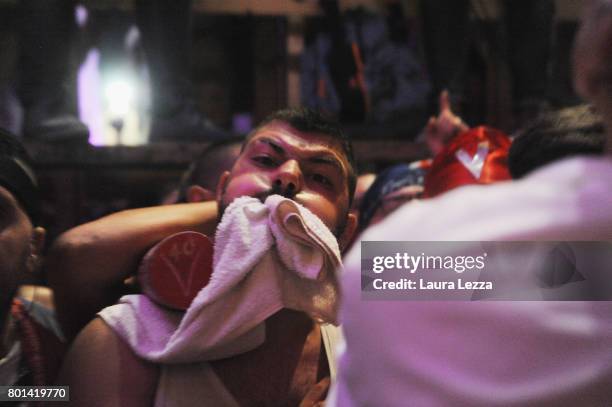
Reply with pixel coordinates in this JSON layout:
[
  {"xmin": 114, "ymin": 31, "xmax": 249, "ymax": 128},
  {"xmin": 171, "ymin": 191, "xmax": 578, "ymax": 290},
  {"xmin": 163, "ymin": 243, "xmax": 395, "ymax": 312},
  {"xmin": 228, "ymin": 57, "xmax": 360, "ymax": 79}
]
[{"xmin": 424, "ymin": 90, "xmax": 469, "ymax": 155}]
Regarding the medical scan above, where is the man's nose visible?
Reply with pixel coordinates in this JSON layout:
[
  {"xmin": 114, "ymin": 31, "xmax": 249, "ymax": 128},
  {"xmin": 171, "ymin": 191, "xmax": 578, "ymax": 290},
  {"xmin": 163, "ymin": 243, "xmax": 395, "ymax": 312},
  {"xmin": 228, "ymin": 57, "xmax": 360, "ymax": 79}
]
[{"xmin": 273, "ymin": 159, "xmax": 303, "ymax": 196}]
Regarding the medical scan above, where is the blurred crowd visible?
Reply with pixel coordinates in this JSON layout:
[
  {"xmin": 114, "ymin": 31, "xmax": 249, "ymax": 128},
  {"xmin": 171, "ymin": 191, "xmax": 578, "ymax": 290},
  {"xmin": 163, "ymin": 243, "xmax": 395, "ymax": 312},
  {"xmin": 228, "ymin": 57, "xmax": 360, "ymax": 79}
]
[{"xmin": 1, "ymin": 0, "xmax": 612, "ymax": 406}]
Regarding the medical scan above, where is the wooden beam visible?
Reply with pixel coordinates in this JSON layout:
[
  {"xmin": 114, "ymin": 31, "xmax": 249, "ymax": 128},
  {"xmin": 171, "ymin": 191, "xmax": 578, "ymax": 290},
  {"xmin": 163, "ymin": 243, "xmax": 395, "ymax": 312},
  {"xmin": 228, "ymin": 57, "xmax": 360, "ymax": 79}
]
[
  {"xmin": 192, "ymin": 0, "xmax": 320, "ymax": 16},
  {"xmin": 61, "ymin": 0, "xmax": 586, "ymax": 21},
  {"xmin": 25, "ymin": 140, "xmax": 428, "ymax": 168}
]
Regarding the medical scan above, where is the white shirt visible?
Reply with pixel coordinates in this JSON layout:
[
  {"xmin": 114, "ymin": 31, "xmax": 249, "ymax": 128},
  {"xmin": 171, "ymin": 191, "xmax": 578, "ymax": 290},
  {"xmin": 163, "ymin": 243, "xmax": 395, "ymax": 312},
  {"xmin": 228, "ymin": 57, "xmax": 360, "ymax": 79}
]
[{"xmin": 330, "ymin": 156, "xmax": 612, "ymax": 406}]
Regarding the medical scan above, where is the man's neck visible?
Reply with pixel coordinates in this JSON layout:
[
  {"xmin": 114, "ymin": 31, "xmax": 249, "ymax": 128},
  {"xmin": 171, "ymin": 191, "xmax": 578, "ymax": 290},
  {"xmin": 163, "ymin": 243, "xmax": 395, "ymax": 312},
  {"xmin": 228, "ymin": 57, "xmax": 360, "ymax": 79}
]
[
  {"xmin": 605, "ymin": 120, "xmax": 612, "ymax": 156},
  {"xmin": 596, "ymin": 96, "xmax": 612, "ymax": 155}
]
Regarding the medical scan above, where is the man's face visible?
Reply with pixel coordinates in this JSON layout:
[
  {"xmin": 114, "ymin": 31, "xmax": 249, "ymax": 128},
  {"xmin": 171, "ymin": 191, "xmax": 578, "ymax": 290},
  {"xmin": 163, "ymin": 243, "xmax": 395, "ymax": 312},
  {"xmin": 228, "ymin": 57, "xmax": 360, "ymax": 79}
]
[
  {"xmin": 573, "ymin": 0, "xmax": 612, "ymax": 105},
  {"xmin": 0, "ymin": 186, "xmax": 34, "ymax": 317},
  {"xmin": 217, "ymin": 121, "xmax": 354, "ymax": 238}
]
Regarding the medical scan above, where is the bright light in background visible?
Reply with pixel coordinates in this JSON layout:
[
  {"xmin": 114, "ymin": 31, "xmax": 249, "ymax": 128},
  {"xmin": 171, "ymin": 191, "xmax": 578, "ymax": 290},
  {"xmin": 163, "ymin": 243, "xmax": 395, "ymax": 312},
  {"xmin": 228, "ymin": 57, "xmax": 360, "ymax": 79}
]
[
  {"xmin": 78, "ymin": 48, "xmax": 103, "ymax": 145},
  {"xmin": 75, "ymin": 4, "xmax": 88, "ymax": 28},
  {"xmin": 77, "ymin": 22, "xmax": 150, "ymax": 146},
  {"xmin": 102, "ymin": 70, "xmax": 150, "ymax": 145},
  {"xmin": 105, "ymin": 77, "xmax": 136, "ymax": 117}
]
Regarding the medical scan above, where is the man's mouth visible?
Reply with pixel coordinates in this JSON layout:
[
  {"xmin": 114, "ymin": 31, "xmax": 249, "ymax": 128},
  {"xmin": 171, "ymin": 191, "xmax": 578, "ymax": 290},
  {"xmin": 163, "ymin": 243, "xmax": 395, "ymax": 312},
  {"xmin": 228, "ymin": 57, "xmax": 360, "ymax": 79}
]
[{"xmin": 253, "ymin": 185, "xmax": 296, "ymax": 203}]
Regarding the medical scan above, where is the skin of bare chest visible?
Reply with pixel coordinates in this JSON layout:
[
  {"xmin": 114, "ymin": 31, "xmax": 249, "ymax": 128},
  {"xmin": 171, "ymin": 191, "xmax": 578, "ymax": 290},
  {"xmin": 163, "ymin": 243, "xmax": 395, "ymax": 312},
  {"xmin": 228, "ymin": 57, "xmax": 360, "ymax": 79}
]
[{"xmin": 210, "ymin": 309, "xmax": 328, "ymax": 406}]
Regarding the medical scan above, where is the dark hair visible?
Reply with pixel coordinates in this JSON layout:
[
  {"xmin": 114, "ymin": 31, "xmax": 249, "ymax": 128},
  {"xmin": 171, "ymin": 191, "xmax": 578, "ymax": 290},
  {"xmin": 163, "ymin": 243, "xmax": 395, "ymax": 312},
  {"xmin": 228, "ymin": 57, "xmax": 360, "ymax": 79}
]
[
  {"xmin": 509, "ymin": 105, "xmax": 605, "ymax": 179},
  {"xmin": 0, "ymin": 128, "xmax": 29, "ymax": 159},
  {"xmin": 246, "ymin": 107, "xmax": 357, "ymax": 204},
  {"xmin": 0, "ymin": 128, "xmax": 39, "ymax": 223},
  {"xmin": 177, "ymin": 138, "xmax": 244, "ymax": 202},
  {"xmin": 358, "ymin": 163, "xmax": 427, "ymax": 230}
]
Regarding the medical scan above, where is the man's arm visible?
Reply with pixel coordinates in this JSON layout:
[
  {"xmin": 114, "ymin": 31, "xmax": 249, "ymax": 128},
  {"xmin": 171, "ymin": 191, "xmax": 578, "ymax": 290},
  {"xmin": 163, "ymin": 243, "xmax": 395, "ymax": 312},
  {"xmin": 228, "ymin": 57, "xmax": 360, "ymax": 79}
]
[
  {"xmin": 55, "ymin": 318, "xmax": 159, "ymax": 407},
  {"xmin": 46, "ymin": 201, "xmax": 218, "ymax": 340}
]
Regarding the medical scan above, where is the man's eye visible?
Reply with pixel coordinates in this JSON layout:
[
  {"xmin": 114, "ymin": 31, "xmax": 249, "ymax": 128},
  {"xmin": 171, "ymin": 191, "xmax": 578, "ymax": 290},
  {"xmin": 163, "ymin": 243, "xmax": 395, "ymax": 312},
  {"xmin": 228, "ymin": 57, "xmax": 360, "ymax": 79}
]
[
  {"xmin": 312, "ymin": 173, "xmax": 332, "ymax": 188},
  {"xmin": 252, "ymin": 156, "xmax": 277, "ymax": 167}
]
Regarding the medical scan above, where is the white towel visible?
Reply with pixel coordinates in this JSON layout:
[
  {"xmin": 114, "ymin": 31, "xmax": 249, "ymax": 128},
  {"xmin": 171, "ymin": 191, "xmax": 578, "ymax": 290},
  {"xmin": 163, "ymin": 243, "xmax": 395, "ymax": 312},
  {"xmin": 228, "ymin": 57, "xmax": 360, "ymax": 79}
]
[{"xmin": 99, "ymin": 194, "xmax": 343, "ymax": 363}]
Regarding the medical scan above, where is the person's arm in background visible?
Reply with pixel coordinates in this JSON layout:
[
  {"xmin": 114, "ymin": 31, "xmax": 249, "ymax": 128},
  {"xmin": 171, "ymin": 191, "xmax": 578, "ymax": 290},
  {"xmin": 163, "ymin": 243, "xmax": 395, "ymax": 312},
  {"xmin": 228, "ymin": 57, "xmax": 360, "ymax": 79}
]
[
  {"xmin": 423, "ymin": 90, "xmax": 469, "ymax": 155},
  {"xmin": 46, "ymin": 201, "xmax": 218, "ymax": 341}
]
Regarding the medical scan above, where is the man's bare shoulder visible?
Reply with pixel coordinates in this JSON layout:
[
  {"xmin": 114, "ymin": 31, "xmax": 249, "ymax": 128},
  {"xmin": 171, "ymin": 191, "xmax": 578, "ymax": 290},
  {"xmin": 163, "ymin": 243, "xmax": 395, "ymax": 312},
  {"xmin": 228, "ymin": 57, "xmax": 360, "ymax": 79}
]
[{"xmin": 56, "ymin": 317, "xmax": 159, "ymax": 407}]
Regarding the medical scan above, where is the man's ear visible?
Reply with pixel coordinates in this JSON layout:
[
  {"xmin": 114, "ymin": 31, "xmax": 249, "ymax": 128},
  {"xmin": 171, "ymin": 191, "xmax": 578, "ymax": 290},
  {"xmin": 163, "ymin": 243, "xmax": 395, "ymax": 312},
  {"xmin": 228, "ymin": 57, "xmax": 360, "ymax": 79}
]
[
  {"xmin": 338, "ymin": 213, "xmax": 358, "ymax": 252},
  {"xmin": 186, "ymin": 185, "xmax": 215, "ymax": 203},
  {"xmin": 27, "ymin": 227, "xmax": 46, "ymax": 274},
  {"xmin": 215, "ymin": 171, "xmax": 230, "ymax": 202}
]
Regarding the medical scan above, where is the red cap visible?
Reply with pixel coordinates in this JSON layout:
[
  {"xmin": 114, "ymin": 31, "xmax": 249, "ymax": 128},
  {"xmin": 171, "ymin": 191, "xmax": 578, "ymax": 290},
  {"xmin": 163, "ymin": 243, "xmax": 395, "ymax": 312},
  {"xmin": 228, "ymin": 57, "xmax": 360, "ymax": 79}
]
[{"xmin": 424, "ymin": 126, "xmax": 511, "ymax": 198}]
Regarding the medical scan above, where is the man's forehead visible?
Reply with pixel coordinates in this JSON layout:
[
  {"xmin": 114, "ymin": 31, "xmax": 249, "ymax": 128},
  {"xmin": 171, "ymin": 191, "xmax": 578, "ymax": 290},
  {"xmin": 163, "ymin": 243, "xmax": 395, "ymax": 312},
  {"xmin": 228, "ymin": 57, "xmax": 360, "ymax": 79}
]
[
  {"xmin": 245, "ymin": 122, "xmax": 349, "ymax": 167},
  {"xmin": 0, "ymin": 185, "xmax": 15, "ymax": 200},
  {"xmin": 0, "ymin": 185, "xmax": 19, "ymax": 209},
  {"xmin": 248, "ymin": 122, "xmax": 340, "ymax": 149}
]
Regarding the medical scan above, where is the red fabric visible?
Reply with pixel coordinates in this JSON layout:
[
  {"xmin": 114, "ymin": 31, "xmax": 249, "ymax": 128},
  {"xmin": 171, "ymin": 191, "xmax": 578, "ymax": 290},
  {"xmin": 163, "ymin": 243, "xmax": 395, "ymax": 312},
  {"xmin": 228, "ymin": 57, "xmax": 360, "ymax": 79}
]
[
  {"xmin": 11, "ymin": 298, "xmax": 66, "ymax": 385},
  {"xmin": 424, "ymin": 126, "xmax": 511, "ymax": 198}
]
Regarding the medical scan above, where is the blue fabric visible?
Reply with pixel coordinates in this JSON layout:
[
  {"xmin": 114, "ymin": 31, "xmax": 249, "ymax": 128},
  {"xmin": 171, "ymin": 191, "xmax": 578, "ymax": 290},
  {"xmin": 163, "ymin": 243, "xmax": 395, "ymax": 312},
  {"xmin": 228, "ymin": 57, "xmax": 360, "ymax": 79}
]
[{"xmin": 359, "ymin": 163, "xmax": 427, "ymax": 229}]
